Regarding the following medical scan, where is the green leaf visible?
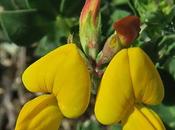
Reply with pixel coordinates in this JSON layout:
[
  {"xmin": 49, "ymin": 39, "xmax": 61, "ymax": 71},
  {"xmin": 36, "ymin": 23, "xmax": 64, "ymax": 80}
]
[
  {"xmin": 0, "ymin": 0, "xmax": 17, "ymax": 10},
  {"xmin": 28, "ymin": 0, "xmax": 61, "ymax": 20},
  {"xmin": 0, "ymin": 0, "xmax": 30, "ymax": 10},
  {"xmin": 0, "ymin": 9, "xmax": 52, "ymax": 46},
  {"xmin": 76, "ymin": 120, "xmax": 101, "ymax": 130},
  {"xmin": 132, "ymin": 0, "xmax": 175, "ymax": 41},
  {"xmin": 112, "ymin": 0, "xmax": 128, "ymax": 5},
  {"xmin": 141, "ymin": 34, "xmax": 175, "ymax": 82},
  {"xmin": 110, "ymin": 9, "xmax": 130, "ymax": 23},
  {"xmin": 59, "ymin": 0, "xmax": 84, "ymax": 17},
  {"xmin": 11, "ymin": 0, "xmax": 30, "ymax": 9},
  {"xmin": 156, "ymin": 35, "xmax": 175, "ymax": 79},
  {"xmin": 132, "ymin": 0, "xmax": 175, "ymax": 22},
  {"xmin": 109, "ymin": 124, "xmax": 122, "ymax": 130}
]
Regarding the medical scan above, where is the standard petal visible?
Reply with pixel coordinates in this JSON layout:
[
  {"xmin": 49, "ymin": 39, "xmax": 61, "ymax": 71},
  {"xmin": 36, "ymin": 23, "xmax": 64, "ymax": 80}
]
[
  {"xmin": 128, "ymin": 48, "xmax": 164, "ymax": 104},
  {"xmin": 122, "ymin": 106, "xmax": 165, "ymax": 130},
  {"xmin": 22, "ymin": 44, "xmax": 91, "ymax": 118},
  {"xmin": 95, "ymin": 49, "xmax": 135, "ymax": 125},
  {"xmin": 113, "ymin": 16, "xmax": 140, "ymax": 45},
  {"xmin": 15, "ymin": 94, "xmax": 63, "ymax": 130}
]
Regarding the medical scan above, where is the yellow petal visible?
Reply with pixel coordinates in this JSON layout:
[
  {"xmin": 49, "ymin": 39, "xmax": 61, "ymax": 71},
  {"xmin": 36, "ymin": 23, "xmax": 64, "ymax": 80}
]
[
  {"xmin": 22, "ymin": 44, "xmax": 91, "ymax": 118},
  {"xmin": 15, "ymin": 95, "xmax": 63, "ymax": 130},
  {"xmin": 128, "ymin": 48, "xmax": 164, "ymax": 104},
  {"xmin": 95, "ymin": 49, "xmax": 135, "ymax": 125},
  {"xmin": 122, "ymin": 106, "xmax": 165, "ymax": 130}
]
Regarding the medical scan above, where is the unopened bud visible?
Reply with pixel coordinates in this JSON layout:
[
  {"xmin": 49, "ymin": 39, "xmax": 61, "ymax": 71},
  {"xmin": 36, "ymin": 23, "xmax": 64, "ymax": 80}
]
[
  {"xmin": 96, "ymin": 33, "xmax": 122, "ymax": 66},
  {"xmin": 79, "ymin": 0, "xmax": 101, "ymax": 60}
]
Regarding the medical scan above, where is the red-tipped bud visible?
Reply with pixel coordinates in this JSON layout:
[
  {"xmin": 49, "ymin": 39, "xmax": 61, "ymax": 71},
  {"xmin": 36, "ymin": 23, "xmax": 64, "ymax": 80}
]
[
  {"xmin": 80, "ymin": 0, "xmax": 100, "ymax": 25},
  {"xmin": 79, "ymin": 0, "xmax": 101, "ymax": 60},
  {"xmin": 113, "ymin": 16, "xmax": 140, "ymax": 45}
]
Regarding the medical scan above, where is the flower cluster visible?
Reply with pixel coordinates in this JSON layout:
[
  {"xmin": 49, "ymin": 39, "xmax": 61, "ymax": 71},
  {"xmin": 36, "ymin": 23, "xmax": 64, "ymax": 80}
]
[{"xmin": 15, "ymin": 0, "xmax": 165, "ymax": 130}]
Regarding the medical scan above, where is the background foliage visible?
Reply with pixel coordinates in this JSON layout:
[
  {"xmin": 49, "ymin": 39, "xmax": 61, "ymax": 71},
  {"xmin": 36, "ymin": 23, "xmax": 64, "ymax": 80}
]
[{"xmin": 0, "ymin": 0, "xmax": 175, "ymax": 130}]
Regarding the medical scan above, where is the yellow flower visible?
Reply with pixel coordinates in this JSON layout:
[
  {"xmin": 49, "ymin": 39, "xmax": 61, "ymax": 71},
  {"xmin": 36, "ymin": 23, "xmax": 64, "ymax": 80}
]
[
  {"xmin": 15, "ymin": 39, "xmax": 165, "ymax": 130},
  {"xmin": 95, "ymin": 47, "xmax": 165, "ymax": 130},
  {"xmin": 15, "ymin": 44, "xmax": 91, "ymax": 130}
]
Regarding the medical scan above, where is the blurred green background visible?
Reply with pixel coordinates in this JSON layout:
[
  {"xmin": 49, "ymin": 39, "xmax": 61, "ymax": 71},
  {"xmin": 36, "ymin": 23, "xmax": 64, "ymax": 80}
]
[{"xmin": 0, "ymin": 0, "xmax": 175, "ymax": 130}]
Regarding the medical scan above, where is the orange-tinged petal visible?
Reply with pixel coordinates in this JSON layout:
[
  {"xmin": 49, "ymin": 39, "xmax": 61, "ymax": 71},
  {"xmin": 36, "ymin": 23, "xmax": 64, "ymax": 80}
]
[
  {"xmin": 22, "ymin": 43, "xmax": 91, "ymax": 118},
  {"xmin": 128, "ymin": 48, "xmax": 164, "ymax": 104},
  {"xmin": 15, "ymin": 95, "xmax": 63, "ymax": 130},
  {"xmin": 113, "ymin": 16, "xmax": 140, "ymax": 45},
  {"xmin": 122, "ymin": 106, "xmax": 165, "ymax": 130},
  {"xmin": 95, "ymin": 49, "xmax": 135, "ymax": 125}
]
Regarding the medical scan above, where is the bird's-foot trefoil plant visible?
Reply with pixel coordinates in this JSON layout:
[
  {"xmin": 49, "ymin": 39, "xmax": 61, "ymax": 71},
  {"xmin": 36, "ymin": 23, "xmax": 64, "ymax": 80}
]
[{"xmin": 15, "ymin": 0, "xmax": 166, "ymax": 130}]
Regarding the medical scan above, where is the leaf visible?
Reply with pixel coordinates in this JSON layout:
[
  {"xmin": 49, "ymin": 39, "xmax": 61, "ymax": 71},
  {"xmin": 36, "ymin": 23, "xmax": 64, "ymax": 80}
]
[
  {"xmin": 132, "ymin": 0, "xmax": 174, "ymax": 23},
  {"xmin": 0, "ymin": 0, "xmax": 30, "ymax": 10},
  {"xmin": 0, "ymin": 9, "xmax": 52, "ymax": 46},
  {"xmin": 109, "ymin": 124, "xmax": 122, "ymax": 130},
  {"xmin": 76, "ymin": 120, "xmax": 101, "ymax": 130},
  {"xmin": 111, "ymin": 9, "xmax": 130, "ymax": 22},
  {"xmin": 11, "ymin": 0, "xmax": 30, "ymax": 9},
  {"xmin": 141, "ymin": 36, "xmax": 175, "ymax": 105},
  {"xmin": 59, "ymin": 0, "xmax": 84, "ymax": 17},
  {"xmin": 112, "ymin": 0, "xmax": 128, "ymax": 5},
  {"xmin": 131, "ymin": 0, "xmax": 175, "ymax": 41},
  {"xmin": 0, "ymin": 0, "xmax": 17, "ymax": 10},
  {"xmin": 156, "ymin": 35, "xmax": 175, "ymax": 79},
  {"xmin": 28, "ymin": 0, "xmax": 61, "ymax": 20}
]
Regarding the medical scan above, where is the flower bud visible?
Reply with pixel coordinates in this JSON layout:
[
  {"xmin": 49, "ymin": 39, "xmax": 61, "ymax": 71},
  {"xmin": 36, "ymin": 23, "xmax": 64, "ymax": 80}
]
[
  {"xmin": 96, "ymin": 33, "xmax": 122, "ymax": 66},
  {"xmin": 79, "ymin": 0, "xmax": 101, "ymax": 60}
]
